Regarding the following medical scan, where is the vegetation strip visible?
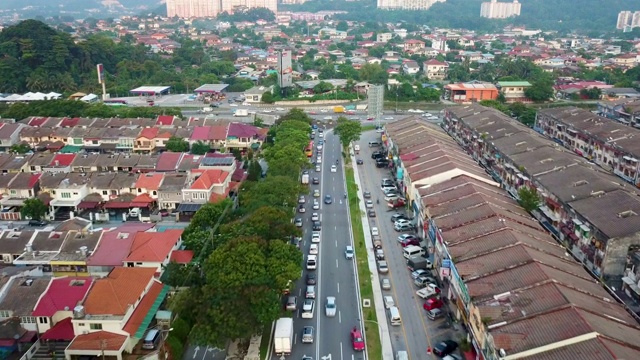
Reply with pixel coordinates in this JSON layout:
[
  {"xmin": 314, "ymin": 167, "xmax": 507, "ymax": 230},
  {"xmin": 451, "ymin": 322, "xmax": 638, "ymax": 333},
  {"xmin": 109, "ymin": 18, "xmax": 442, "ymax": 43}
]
[{"xmin": 346, "ymin": 167, "xmax": 382, "ymax": 360}]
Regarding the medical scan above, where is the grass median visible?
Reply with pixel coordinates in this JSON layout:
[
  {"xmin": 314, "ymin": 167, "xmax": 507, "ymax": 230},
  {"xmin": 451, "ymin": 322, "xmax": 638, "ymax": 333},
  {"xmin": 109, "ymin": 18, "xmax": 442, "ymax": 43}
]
[{"xmin": 346, "ymin": 167, "xmax": 382, "ymax": 360}]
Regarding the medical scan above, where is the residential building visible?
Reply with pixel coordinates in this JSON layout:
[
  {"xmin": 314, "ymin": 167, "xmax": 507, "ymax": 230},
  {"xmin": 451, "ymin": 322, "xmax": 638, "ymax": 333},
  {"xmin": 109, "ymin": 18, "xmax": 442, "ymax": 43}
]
[
  {"xmin": 617, "ymin": 10, "xmax": 640, "ymax": 29},
  {"xmin": 49, "ymin": 173, "xmax": 90, "ymax": 216},
  {"xmin": 182, "ymin": 169, "xmax": 231, "ymax": 204},
  {"xmin": 497, "ymin": 81, "xmax": 532, "ymax": 103},
  {"xmin": 70, "ymin": 267, "xmax": 169, "ymax": 357},
  {"xmin": 157, "ymin": 173, "xmax": 189, "ymax": 210},
  {"xmin": 50, "ymin": 230, "xmax": 102, "ymax": 276},
  {"xmin": 167, "ymin": 0, "xmax": 277, "ymax": 18},
  {"xmin": 423, "ymin": 59, "xmax": 449, "ymax": 80},
  {"xmin": 377, "ymin": 33, "xmax": 393, "ymax": 43},
  {"xmin": 444, "ymin": 81, "xmax": 499, "ymax": 103},
  {"xmin": 377, "ymin": 0, "xmax": 445, "ymax": 11},
  {"xmin": 480, "ymin": 0, "xmax": 521, "ymax": 19},
  {"xmin": 0, "ymin": 276, "xmax": 50, "ymax": 331},
  {"xmin": 225, "ymin": 123, "xmax": 265, "ymax": 151},
  {"xmin": 32, "ymin": 276, "xmax": 94, "ymax": 333},
  {"xmin": 402, "ymin": 60, "xmax": 420, "ymax": 75},
  {"xmin": 0, "ymin": 123, "xmax": 25, "ymax": 151},
  {"xmin": 123, "ymin": 229, "xmax": 183, "ymax": 272},
  {"xmin": 87, "ymin": 223, "xmax": 156, "ymax": 277},
  {"xmin": 134, "ymin": 173, "xmax": 164, "ymax": 200}
]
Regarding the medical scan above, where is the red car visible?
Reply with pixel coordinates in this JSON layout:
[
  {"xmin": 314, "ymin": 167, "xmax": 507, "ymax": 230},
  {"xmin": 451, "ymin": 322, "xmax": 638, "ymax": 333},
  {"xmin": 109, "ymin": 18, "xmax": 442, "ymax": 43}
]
[
  {"xmin": 423, "ymin": 298, "xmax": 444, "ymax": 311},
  {"xmin": 400, "ymin": 238, "xmax": 420, "ymax": 247},
  {"xmin": 366, "ymin": 117, "xmax": 374, "ymax": 121},
  {"xmin": 351, "ymin": 327, "xmax": 365, "ymax": 351}
]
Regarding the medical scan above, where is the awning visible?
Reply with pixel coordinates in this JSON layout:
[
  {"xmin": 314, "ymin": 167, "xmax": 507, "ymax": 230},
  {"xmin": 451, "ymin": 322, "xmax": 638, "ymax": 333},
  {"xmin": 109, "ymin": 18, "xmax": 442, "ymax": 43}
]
[
  {"xmin": 0, "ymin": 198, "xmax": 26, "ymax": 207},
  {"xmin": 59, "ymin": 145, "xmax": 83, "ymax": 154},
  {"xmin": 41, "ymin": 317, "xmax": 74, "ymax": 341},
  {"xmin": 133, "ymin": 284, "xmax": 170, "ymax": 339},
  {"xmin": 77, "ymin": 201, "xmax": 101, "ymax": 209},
  {"xmin": 176, "ymin": 203, "xmax": 203, "ymax": 212},
  {"xmin": 104, "ymin": 201, "xmax": 132, "ymax": 209}
]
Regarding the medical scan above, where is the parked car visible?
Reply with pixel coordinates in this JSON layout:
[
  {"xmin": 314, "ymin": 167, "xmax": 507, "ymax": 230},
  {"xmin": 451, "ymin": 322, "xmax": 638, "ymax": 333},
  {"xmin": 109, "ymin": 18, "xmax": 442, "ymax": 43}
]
[
  {"xmin": 298, "ymin": 195, "xmax": 306, "ymax": 204},
  {"xmin": 398, "ymin": 233, "xmax": 417, "ymax": 242},
  {"xmin": 306, "ymin": 273, "xmax": 316, "ymax": 285},
  {"xmin": 363, "ymin": 191, "xmax": 372, "ymax": 199},
  {"xmin": 433, "ymin": 340, "xmax": 459, "ymax": 357},
  {"xmin": 377, "ymin": 261, "xmax": 389, "ymax": 273},
  {"xmin": 383, "ymin": 295, "xmax": 395, "ymax": 308},
  {"xmin": 285, "ymin": 296, "xmax": 297, "ymax": 311},
  {"xmin": 306, "ymin": 285, "xmax": 316, "ymax": 299},
  {"xmin": 400, "ymin": 238, "xmax": 420, "ymax": 247},
  {"xmin": 28, "ymin": 219, "xmax": 48, "ymax": 227},
  {"xmin": 312, "ymin": 177, "xmax": 320, "ymax": 184},
  {"xmin": 368, "ymin": 209, "xmax": 376, "ymax": 217},
  {"xmin": 371, "ymin": 227, "xmax": 379, "ymax": 236},
  {"xmin": 365, "ymin": 200, "xmax": 374, "ymax": 208},
  {"xmin": 295, "ymin": 218, "xmax": 303, "ymax": 227},
  {"xmin": 309, "ymin": 243, "xmax": 319, "ymax": 255},
  {"xmin": 356, "ymin": 159, "xmax": 364, "ymax": 165},
  {"xmin": 298, "ymin": 204, "xmax": 306, "ymax": 213},
  {"xmin": 381, "ymin": 278, "xmax": 392, "ymax": 290},
  {"xmin": 302, "ymin": 326, "xmax": 314, "ymax": 344}
]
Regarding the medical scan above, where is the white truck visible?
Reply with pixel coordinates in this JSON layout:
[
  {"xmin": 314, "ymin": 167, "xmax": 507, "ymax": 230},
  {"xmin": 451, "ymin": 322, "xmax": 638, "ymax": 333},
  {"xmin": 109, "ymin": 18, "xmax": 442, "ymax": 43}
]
[
  {"xmin": 233, "ymin": 109, "xmax": 249, "ymax": 117},
  {"xmin": 273, "ymin": 318, "xmax": 293, "ymax": 356},
  {"xmin": 416, "ymin": 285, "xmax": 439, "ymax": 299},
  {"xmin": 301, "ymin": 173, "xmax": 309, "ymax": 184}
]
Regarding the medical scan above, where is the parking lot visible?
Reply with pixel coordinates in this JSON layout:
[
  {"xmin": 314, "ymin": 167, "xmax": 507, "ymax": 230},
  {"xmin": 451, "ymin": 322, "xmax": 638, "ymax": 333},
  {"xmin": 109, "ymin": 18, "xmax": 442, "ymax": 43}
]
[{"xmin": 356, "ymin": 129, "xmax": 466, "ymax": 358}]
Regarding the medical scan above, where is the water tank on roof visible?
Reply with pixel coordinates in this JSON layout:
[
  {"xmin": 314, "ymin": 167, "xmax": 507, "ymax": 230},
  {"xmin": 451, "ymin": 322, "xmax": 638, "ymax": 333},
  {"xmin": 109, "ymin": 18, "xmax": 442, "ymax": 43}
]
[{"xmin": 73, "ymin": 305, "xmax": 86, "ymax": 319}]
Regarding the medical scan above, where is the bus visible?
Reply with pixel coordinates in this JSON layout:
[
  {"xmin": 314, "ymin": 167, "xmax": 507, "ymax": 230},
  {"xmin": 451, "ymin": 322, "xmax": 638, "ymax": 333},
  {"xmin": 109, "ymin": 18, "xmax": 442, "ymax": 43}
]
[
  {"xmin": 103, "ymin": 99, "xmax": 128, "ymax": 107},
  {"xmin": 305, "ymin": 141, "xmax": 313, "ymax": 157}
]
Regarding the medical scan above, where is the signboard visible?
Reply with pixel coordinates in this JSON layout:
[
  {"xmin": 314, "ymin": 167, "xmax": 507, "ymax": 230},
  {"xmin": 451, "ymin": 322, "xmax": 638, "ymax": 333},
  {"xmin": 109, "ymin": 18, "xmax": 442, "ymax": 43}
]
[
  {"xmin": 97, "ymin": 64, "xmax": 105, "ymax": 84},
  {"xmin": 450, "ymin": 263, "xmax": 471, "ymax": 306},
  {"xmin": 278, "ymin": 50, "xmax": 293, "ymax": 88}
]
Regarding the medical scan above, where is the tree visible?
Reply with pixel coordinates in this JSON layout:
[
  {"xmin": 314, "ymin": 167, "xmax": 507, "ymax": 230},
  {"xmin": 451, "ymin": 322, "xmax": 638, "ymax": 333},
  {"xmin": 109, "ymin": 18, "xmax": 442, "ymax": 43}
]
[
  {"xmin": 336, "ymin": 21, "xmax": 349, "ymax": 32},
  {"xmin": 240, "ymin": 175, "xmax": 301, "ymax": 212},
  {"xmin": 525, "ymin": 76, "xmax": 554, "ymax": 102},
  {"xmin": 182, "ymin": 237, "xmax": 301, "ymax": 345},
  {"xmin": 223, "ymin": 206, "xmax": 300, "ymax": 241},
  {"xmin": 518, "ymin": 186, "xmax": 540, "ymax": 212},
  {"xmin": 185, "ymin": 200, "xmax": 232, "ymax": 235},
  {"xmin": 165, "ymin": 136, "xmax": 190, "ymax": 152},
  {"xmin": 9, "ymin": 143, "xmax": 31, "ymax": 154},
  {"xmin": 313, "ymin": 81, "xmax": 334, "ymax": 94},
  {"xmin": 246, "ymin": 160, "xmax": 263, "ymax": 182},
  {"xmin": 334, "ymin": 117, "xmax": 362, "ymax": 152},
  {"xmin": 191, "ymin": 141, "xmax": 210, "ymax": 155},
  {"xmin": 359, "ymin": 63, "xmax": 388, "ymax": 84},
  {"xmin": 21, "ymin": 198, "xmax": 47, "ymax": 220},
  {"xmin": 261, "ymin": 91, "xmax": 275, "ymax": 104}
]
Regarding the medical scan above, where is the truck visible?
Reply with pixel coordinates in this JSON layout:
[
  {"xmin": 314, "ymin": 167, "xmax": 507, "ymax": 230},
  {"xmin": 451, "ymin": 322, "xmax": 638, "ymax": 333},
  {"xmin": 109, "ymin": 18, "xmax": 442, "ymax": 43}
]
[
  {"xmin": 416, "ymin": 285, "xmax": 439, "ymax": 299},
  {"xmin": 197, "ymin": 107, "xmax": 214, "ymax": 114},
  {"xmin": 333, "ymin": 106, "xmax": 345, "ymax": 113},
  {"xmin": 273, "ymin": 318, "xmax": 294, "ymax": 355},
  {"xmin": 233, "ymin": 109, "xmax": 249, "ymax": 117},
  {"xmin": 407, "ymin": 255, "xmax": 431, "ymax": 271},
  {"xmin": 356, "ymin": 104, "xmax": 367, "ymax": 110},
  {"xmin": 301, "ymin": 173, "xmax": 309, "ymax": 184}
]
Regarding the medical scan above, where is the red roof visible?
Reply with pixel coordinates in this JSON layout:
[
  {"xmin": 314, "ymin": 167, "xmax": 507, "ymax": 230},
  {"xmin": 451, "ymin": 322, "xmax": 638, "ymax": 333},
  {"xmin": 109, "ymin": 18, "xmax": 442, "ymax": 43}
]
[
  {"xmin": 59, "ymin": 118, "xmax": 79, "ymax": 127},
  {"xmin": 123, "ymin": 281, "xmax": 164, "ymax": 336},
  {"xmin": 190, "ymin": 169, "xmax": 229, "ymax": 190},
  {"xmin": 156, "ymin": 152, "xmax": 183, "ymax": 171},
  {"xmin": 191, "ymin": 126, "xmax": 212, "ymax": 141},
  {"xmin": 170, "ymin": 250, "xmax": 194, "ymax": 264},
  {"xmin": 138, "ymin": 127, "xmax": 159, "ymax": 139},
  {"xmin": 87, "ymin": 223, "xmax": 156, "ymax": 266},
  {"xmin": 32, "ymin": 277, "xmax": 94, "ymax": 317},
  {"xmin": 51, "ymin": 154, "xmax": 76, "ymax": 167},
  {"xmin": 28, "ymin": 117, "xmax": 48, "ymax": 127},
  {"xmin": 209, "ymin": 125, "xmax": 228, "ymax": 141},
  {"xmin": 67, "ymin": 331, "xmax": 127, "ymax": 351},
  {"xmin": 134, "ymin": 173, "xmax": 164, "ymax": 190},
  {"xmin": 131, "ymin": 193, "xmax": 155, "ymax": 205},
  {"xmin": 124, "ymin": 229, "xmax": 183, "ymax": 263},
  {"xmin": 156, "ymin": 115, "xmax": 174, "ymax": 126},
  {"xmin": 40, "ymin": 317, "xmax": 75, "ymax": 341},
  {"xmin": 27, "ymin": 173, "xmax": 41, "ymax": 189}
]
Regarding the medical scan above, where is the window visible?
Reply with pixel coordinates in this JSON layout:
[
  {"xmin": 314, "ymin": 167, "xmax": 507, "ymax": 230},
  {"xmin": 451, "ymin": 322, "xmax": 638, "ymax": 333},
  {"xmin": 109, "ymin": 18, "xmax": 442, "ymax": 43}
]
[
  {"xmin": 30, "ymin": 166, "xmax": 36, "ymax": 171},
  {"xmin": 39, "ymin": 317, "xmax": 48, "ymax": 324},
  {"xmin": 0, "ymin": 310, "xmax": 10, "ymax": 317},
  {"xmin": 102, "ymin": 191, "xmax": 108, "ymax": 195},
  {"xmin": 10, "ymin": 190, "xmax": 16, "ymax": 195},
  {"xmin": 22, "ymin": 316, "xmax": 36, "ymax": 324},
  {"xmin": 74, "ymin": 139, "xmax": 82, "ymax": 145},
  {"xmin": 92, "ymin": 140, "xmax": 98, "ymax": 145},
  {"xmin": 78, "ymin": 323, "xmax": 85, "ymax": 327},
  {"xmin": 61, "ymin": 192, "xmax": 71, "ymax": 199},
  {"xmin": 90, "ymin": 323, "xmax": 103, "ymax": 330},
  {"xmin": 152, "ymin": 191, "xmax": 157, "ymax": 196}
]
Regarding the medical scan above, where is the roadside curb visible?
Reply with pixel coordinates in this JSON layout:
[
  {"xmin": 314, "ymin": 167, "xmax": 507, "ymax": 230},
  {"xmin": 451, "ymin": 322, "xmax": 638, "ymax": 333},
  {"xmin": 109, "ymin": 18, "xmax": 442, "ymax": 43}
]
[{"xmin": 350, "ymin": 148, "xmax": 395, "ymax": 360}]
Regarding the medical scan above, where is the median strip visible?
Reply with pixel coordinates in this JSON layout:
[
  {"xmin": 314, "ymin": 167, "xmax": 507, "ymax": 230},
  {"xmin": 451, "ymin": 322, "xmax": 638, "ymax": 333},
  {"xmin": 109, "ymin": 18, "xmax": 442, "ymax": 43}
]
[{"xmin": 345, "ymin": 167, "xmax": 382, "ymax": 360}]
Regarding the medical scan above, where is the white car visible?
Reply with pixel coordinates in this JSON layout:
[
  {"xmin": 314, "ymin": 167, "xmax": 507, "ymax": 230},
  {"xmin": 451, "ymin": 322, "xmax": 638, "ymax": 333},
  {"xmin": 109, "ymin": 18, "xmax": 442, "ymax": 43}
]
[
  {"xmin": 311, "ymin": 212, "xmax": 319, "ymax": 221},
  {"xmin": 309, "ymin": 243, "xmax": 319, "ymax": 255},
  {"xmin": 365, "ymin": 200, "xmax": 374, "ymax": 208},
  {"xmin": 306, "ymin": 255, "xmax": 317, "ymax": 270},
  {"xmin": 229, "ymin": 103, "xmax": 238, "ymax": 107},
  {"xmin": 302, "ymin": 299, "xmax": 314, "ymax": 319},
  {"xmin": 316, "ymin": 166, "xmax": 321, "ymax": 172},
  {"xmin": 275, "ymin": 107, "xmax": 285, "ymax": 111},
  {"xmin": 371, "ymin": 227, "xmax": 379, "ymax": 236},
  {"xmin": 311, "ymin": 233, "xmax": 321, "ymax": 243},
  {"xmin": 384, "ymin": 116, "xmax": 393, "ymax": 120},
  {"xmin": 306, "ymin": 285, "xmax": 316, "ymax": 299},
  {"xmin": 319, "ymin": 133, "xmax": 324, "ymax": 138},
  {"xmin": 330, "ymin": 165, "xmax": 337, "ymax": 172},
  {"xmin": 317, "ymin": 145, "xmax": 323, "ymax": 151},
  {"xmin": 383, "ymin": 295, "xmax": 395, "ymax": 309},
  {"xmin": 345, "ymin": 245, "xmax": 354, "ymax": 259},
  {"xmin": 313, "ymin": 189, "xmax": 320, "ymax": 197},
  {"xmin": 316, "ymin": 157, "xmax": 322, "ymax": 164},
  {"xmin": 313, "ymin": 202, "xmax": 320, "ymax": 210},
  {"xmin": 323, "ymin": 116, "xmax": 332, "ymax": 120},
  {"xmin": 395, "ymin": 219, "xmax": 411, "ymax": 227},
  {"xmin": 381, "ymin": 278, "xmax": 392, "ymax": 291},
  {"xmin": 263, "ymin": 109, "xmax": 273, "ymax": 113},
  {"xmin": 325, "ymin": 296, "xmax": 336, "ymax": 317},
  {"xmin": 320, "ymin": 109, "xmax": 328, "ymax": 113}
]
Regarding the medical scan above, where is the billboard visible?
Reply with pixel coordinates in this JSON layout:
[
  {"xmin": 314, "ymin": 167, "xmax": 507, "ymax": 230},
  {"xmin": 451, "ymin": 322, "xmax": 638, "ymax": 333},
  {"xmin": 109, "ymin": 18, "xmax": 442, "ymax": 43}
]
[
  {"xmin": 97, "ymin": 64, "xmax": 105, "ymax": 84},
  {"xmin": 278, "ymin": 50, "xmax": 293, "ymax": 88}
]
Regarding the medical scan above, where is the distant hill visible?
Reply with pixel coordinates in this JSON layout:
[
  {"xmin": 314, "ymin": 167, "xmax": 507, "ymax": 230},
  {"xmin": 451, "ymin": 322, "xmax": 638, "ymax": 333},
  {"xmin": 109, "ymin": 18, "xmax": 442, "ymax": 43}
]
[{"xmin": 0, "ymin": 0, "xmax": 163, "ymax": 15}]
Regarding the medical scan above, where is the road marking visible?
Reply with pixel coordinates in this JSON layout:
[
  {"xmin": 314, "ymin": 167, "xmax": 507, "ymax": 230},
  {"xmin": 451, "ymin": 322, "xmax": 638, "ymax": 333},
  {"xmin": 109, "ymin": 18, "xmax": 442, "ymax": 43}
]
[
  {"xmin": 338, "ymin": 310, "xmax": 341, "ymax": 323},
  {"xmin": 336, "ymin": 259, "xmax": 339, "ymax": 268},
  {"xmin": 337, "ymin": 282, "xmax": 340, "ymax": 293},
  {"xmin": 340, "ymin": 343, "xmax": 344, "ymax": 360},
  {"xmin": 294, "ymin": 333, "xmax": 297, "ymax": 345},
  {"xmin": 321, "ymin": 354, "xmax": 332, "ymax": 360},
  {"xmin": 192, "ymin": 346, "xmax": 200, "ymax": 359},
  {"xmin": 335, "ymin": 239, "xmax": 338, "ymax": 247}
]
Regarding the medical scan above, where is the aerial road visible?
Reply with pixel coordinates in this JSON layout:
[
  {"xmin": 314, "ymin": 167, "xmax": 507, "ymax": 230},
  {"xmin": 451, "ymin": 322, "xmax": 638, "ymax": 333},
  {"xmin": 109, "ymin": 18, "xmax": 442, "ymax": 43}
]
[{"xmin": 272, "ymin": 128, "xmax": 366, "ymax": 360}]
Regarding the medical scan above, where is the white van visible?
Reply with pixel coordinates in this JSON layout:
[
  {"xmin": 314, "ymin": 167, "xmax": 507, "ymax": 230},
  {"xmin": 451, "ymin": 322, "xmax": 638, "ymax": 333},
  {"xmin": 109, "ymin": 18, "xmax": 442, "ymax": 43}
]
[
  {"xmin": 403, "ymin": 245, "xmax": 425, "ymax": 259},
  {"xmin": 307, "ymin": 255, "xmax": 317, "ymax": 270},
  {"xmin": 396, "ymin": 351, "xmax": 409, "ymax": 360},
  {"xmin": 368, "ymin": 140, "xmax": 381, "ymax": 147},
  {"xmin": 388, "ymin": 306, "xmax": 402, "ymax": 326},
  {"xmin": 142, "ymin": 329, "xmax": 161, "ymax": 349}
]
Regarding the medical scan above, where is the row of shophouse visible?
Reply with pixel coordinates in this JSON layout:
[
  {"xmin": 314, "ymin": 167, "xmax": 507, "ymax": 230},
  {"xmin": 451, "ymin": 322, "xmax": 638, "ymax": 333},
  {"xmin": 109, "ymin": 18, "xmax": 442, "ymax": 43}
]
[
  {"xmin": 0, "ymin": 116, "xmax": 266, "ymax": 153},
  {"xmin": 0, "ymin": 220, "xmax": 188, "ymax": 360},
  {"xmin": 382, "ymin": 114, "xmax": 640, "ymax": 359}
]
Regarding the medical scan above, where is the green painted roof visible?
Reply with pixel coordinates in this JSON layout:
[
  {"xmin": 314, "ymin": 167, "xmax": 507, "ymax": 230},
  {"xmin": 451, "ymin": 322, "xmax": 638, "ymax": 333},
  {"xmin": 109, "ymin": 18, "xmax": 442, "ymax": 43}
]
[
  {"xmin": 59, "ymin": 145, "xmax": 83, "ymax": 153},
  {"xmin": 497, "ymin": 81, "xmax": 532, "ymax": 87},
  {"xmin": 133, "ymin": 284, "xmax": 170, "ymax": 339}
]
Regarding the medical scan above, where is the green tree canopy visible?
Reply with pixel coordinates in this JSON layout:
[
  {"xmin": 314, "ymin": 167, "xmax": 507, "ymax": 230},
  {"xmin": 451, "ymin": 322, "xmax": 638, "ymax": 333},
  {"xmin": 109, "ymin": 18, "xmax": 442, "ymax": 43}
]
[
  {"xmin": 191, "ymin": 141, "xmax": 210, "ymax": 155},
  {"xmin": 21, "ymin": 198, "xmax": 47, "ymax": 220},
  {"xmin": 165, "ymin": 136, "xmax": 190, "ymax": 153},
  {"xmin": 334, "ymin": 117, "xmax": 363, "ymax": 152}
]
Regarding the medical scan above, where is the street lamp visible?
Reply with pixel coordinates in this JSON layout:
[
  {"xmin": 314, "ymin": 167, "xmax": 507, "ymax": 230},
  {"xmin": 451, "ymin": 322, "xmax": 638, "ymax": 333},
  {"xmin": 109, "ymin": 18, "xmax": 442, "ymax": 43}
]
[{"xmin": 159, "ymin": 327, "xmax": 174, "ymax": 360}]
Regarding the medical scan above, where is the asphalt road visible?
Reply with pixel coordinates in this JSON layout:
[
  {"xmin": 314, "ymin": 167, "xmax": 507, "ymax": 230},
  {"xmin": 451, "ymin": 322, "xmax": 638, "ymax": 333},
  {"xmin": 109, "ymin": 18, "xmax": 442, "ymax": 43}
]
[
  {"xmin": 274, "ymin": 130, "xmax": 364, "ymax": 360},
  {"xmin": 356, "ymin": 130, "xmax": 464, "ymax": 359}
]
